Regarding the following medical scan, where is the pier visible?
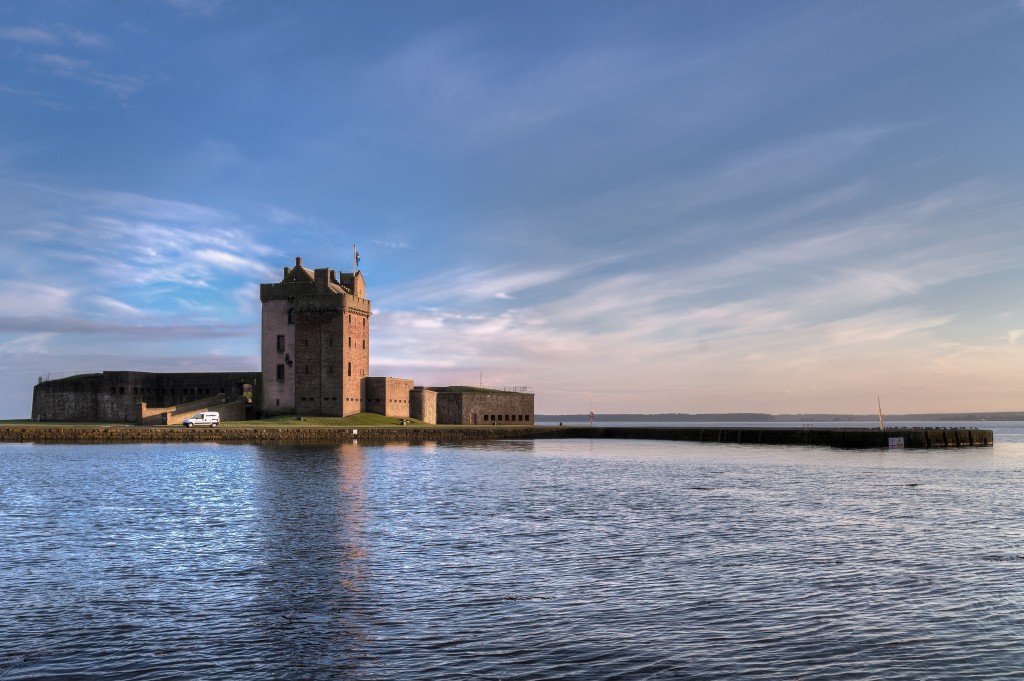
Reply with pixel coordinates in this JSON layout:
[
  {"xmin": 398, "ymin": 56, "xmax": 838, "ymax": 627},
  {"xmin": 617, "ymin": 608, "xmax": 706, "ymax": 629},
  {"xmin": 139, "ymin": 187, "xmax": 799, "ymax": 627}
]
[{"xmin": 0, "ymin": 425, "xmax": 994, "ymax": 448}]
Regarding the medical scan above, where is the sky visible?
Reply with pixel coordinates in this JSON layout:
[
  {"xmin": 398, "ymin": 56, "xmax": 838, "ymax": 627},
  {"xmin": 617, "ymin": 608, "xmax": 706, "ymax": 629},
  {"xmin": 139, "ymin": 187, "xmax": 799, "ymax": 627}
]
[{"xmin": 2, "ymin": 0, "xmax": 1024, "ymax": 418}]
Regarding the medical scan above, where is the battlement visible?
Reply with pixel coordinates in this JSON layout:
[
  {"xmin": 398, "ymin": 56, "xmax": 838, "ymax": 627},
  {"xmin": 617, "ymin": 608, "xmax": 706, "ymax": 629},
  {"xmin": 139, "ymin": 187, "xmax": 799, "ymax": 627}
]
[{"xmin": 261, "ymin": 256, "xmax": 367, "ymax": 304}]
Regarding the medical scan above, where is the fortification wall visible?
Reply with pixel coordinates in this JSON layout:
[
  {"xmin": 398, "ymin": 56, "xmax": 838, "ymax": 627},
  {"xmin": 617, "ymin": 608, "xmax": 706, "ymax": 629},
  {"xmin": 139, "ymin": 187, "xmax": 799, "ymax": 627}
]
[
  {"xmin": 139, "ymin": 394, "xmax": 248, "ymax": 425},
  {"xmin": 32, "ymin": 371, "xmax": 260, "ymax": 422},
  {"xmin": 261, "ymin": 299, "xmax": 295, "ymax": 415},
  {"xmin": 411, "ymin": 388, "xmax": 437, "ymax": 424},
  {"xmin": 0, "ymin": 426, "xmax": 993, "ymax": 449},
  {"xmin": 364, "ymin": 377, "xmax": 414, "ymax": 418},
  {"xmin": 434, "ymin": 390, "xmax": 535, "ymax": 425}
]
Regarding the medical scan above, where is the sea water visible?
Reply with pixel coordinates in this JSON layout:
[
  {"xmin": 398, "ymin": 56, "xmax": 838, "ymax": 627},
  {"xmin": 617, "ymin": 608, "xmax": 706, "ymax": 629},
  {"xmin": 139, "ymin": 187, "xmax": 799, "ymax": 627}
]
[{"xmin": 3, "ymin": 425, "xmax": 1024, "ymax": 679}]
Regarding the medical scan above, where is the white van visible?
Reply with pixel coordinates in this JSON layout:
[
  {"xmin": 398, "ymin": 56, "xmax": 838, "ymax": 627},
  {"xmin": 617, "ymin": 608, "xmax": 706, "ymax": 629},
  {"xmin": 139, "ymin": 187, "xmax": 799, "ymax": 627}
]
[{"xmin": 183, "ymin": 411, "xmax": 220, "ymax": 428}]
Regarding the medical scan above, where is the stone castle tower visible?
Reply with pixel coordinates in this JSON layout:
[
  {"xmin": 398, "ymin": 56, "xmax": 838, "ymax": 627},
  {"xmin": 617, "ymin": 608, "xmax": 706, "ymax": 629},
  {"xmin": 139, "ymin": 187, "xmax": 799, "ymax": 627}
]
[{"xmin": 260, "ymin": 257, "xmax": 370, "ymax": 416}]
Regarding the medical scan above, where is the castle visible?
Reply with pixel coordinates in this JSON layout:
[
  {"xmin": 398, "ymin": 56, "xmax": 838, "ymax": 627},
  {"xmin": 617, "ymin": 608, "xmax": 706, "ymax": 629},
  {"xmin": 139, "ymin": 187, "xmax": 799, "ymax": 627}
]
[{"xmin": 31, "ymin": 257, "xmax": 534, "ymax": 425}]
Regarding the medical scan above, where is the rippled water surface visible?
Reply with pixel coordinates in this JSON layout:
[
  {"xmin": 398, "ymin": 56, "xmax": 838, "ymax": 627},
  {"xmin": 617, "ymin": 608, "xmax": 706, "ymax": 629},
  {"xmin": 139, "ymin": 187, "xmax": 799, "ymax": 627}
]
[{"xmin": 4, "ymin": 433, "xmax": 1024, "ymax": 679}]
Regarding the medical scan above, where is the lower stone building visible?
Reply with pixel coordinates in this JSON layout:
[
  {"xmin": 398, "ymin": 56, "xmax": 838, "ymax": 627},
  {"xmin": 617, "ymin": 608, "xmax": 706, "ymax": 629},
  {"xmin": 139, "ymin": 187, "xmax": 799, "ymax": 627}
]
[
  {"xmin": 31, "ymin": 371, "xmax": 260, "ymax": 423},
  {"xmin": 432, "ymin": 387, "xmax": 535, "ymax": 426},
  {"xmin": 363, "ymin": 377, "xmax": 414, "ymax": 418}
]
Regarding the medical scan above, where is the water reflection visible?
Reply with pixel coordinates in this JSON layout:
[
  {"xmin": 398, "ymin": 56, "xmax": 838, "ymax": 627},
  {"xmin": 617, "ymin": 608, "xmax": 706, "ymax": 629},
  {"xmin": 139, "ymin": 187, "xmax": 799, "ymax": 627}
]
[{"xmin": 250, "ymin": 444, "xmax": 373, "ymax": 671}]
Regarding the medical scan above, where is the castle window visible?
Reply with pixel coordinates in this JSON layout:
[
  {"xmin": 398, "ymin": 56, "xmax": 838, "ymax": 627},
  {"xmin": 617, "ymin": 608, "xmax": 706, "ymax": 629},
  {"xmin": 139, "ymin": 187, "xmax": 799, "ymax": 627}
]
[
  {"xmin": 347, "ymin": 362, "xmax": 351, "ymax": 377},
  {"xmin": 110, "ymin": 387, "xmax": 116, "ymax": 395},
  {"xmin": 119, "ymin": 387, "xmax": 125, "ymax": 395},
  {"xmin": 287, "ymin": 309, "xmax": 294, "ymax": 324},
  {"xmin": 328, "ymin": 366, "xmax": 334, "ymax": 375},
  {"xmin": 276, "ymin": 399, "xmax": 280, "ymax": 406},
  {"xmin": 348, "ymin": 337, "xmax": 351, "ymax": 348},
  {"xmin": 304, "ymin": 366, "xmax": 309, "ymax": 375},
  {"xmin": 276, "ymin": 364, "xmax": 285, "ymax": 380},
  {"xmin": 362, "ymin": 339, "xmax": 366, "ymax": 350},
  {"xmin": 277, "ymin": 335, "xmax": 285, "ymax": 352}
]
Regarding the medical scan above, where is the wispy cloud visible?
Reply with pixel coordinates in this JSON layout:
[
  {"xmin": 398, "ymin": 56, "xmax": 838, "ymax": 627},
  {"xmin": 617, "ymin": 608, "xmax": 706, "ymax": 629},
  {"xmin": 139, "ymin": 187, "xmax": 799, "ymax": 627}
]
[
  {"xmin": 90, "ymin": 295, "xmax": 146, "ymax": 318},
  {"xmin": 0, "ymin": 26, "xmax": 58, "ymax": 45},
  {"xmin": 36, "ymin": 53, "xmax": 144, "ymax": 98},
  {"xmin": 0, "ymin": 282, "xmax": 73, "ymax": 317},
  {"xmin": 159, "ymin": 0, "xmax": 230, "ymax": 17},
  {"xmin": 0, "ymin": 332, "xmax": 57, "ymax": 354},
  {"xmin": 58, "ymin": 25, "xmax": 108, "ymax": 49},
  {"xmin": 0, "ymin": 83, "xmax": 66, "ymax": 110},
  {"xmin": 0, "ymin": 24, "xmax": 107, "ymax": 48},
  {"xmin": 371, "ymin": 239, "xmax": 410, "ymax": 250},
  {"xmin": 0, "ymin": 315, "xmax": 255, "ymax": 339},
  {"xmin": 265, "ymin": 204, "xmax": 315, "ymax": 226},
  {"xmin": 5, "ymin": 184, "xmax": 278, "ymax": 315}
]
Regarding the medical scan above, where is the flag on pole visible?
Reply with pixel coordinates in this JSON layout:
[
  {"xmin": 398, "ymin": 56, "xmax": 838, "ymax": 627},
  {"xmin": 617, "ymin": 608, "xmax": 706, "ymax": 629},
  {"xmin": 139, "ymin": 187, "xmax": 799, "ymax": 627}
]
[{"xmin": 353, "ymin": 244, "xmax": 360, "ymax": 270}]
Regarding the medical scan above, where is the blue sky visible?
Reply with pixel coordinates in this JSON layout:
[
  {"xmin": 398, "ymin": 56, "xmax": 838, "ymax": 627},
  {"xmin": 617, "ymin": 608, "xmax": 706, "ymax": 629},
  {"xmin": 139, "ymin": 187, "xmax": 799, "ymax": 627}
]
[{"xmin": 2, "ymin": 0, "xmax": 1024, "ymax": 417}]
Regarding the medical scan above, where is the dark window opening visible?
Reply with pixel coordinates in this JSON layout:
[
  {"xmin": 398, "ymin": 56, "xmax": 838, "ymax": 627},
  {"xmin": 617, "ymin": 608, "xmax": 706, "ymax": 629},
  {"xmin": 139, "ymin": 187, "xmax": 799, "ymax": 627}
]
[
  {"xmin": 287, "ymin": 309, "xmax": 294, "ymax": 324},
  {"xmin": 362, "ymin": 339, "xmax": 366, "ymax": 349},
  {"xmin": 347, "ymin": 362, "xmax": 352, "ymax": 377},
  {"xmin": 276, "ymin": 364, "xmax": 285, "ymax": 380},
  {"xmin": 277, "ymin": 335, "xmax": 285, "ymax": 352}
]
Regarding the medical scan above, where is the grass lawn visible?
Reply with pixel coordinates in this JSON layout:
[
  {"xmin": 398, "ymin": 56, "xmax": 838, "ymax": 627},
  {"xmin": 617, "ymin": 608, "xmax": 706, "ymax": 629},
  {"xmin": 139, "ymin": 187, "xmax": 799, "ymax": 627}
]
[
  {"xmin": 221, "ymin": 413, "xmax": 434, "ymax": 428},
  {"xmin": 2, "ymin": 414, "xmax": 535, "ymax": 428}
]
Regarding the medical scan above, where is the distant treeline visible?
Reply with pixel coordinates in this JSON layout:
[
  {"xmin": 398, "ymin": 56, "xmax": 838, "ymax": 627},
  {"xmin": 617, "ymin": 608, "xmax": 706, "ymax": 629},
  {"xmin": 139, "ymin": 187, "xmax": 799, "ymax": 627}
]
[{"xmin": 539, "ymin": 412, "xmax": 1024, "ymax": 422}]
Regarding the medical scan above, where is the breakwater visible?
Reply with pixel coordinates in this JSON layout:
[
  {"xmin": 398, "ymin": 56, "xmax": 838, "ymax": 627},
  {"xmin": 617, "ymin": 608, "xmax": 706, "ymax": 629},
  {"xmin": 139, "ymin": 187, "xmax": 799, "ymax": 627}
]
[{"xmin": 0, "ymin": 425, "xmax": 993, "ymax": 448}]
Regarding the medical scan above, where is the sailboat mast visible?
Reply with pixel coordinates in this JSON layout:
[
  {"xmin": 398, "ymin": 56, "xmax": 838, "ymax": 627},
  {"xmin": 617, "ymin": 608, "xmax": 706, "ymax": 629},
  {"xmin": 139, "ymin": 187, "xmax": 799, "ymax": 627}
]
[{"xmin": 877, "ymin": 395, "xmax": 885, "ymax": 430}]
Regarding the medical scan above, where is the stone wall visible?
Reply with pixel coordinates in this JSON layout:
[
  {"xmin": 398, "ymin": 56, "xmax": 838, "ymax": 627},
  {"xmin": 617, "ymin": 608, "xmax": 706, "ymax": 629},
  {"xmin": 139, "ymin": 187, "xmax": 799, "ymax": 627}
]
[
  {"xmin": 32, "ymin": 371, "xmax": 260, "ymax": 422},
  {"xmin": 364, "ymin": 377, "xmax": 415, "ymax": 418},
  {"xmin": 433, "ymin": 389, "xmax": 534, "ymax": 425},
  {"xmin": 139, "ymin": 394, "xmax": 249, "ymax": 425},
  {"xmin": 261, "ymin": 298, "xmax": 295, "ymax": 415},
  {"xmin": 0, "ymin": 425, "xmax": 993, "ymax": 448},
  {"xmin": 410, "ymin": 388, "xmax": 437, "ymax": 424}
]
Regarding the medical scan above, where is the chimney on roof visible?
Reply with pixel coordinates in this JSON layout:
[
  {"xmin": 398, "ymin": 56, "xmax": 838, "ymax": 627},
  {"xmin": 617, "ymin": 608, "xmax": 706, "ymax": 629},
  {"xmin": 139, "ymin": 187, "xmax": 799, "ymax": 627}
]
[{"xmin": 313, "ymin": 268, "xmax": 329, "ymax": 290}]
